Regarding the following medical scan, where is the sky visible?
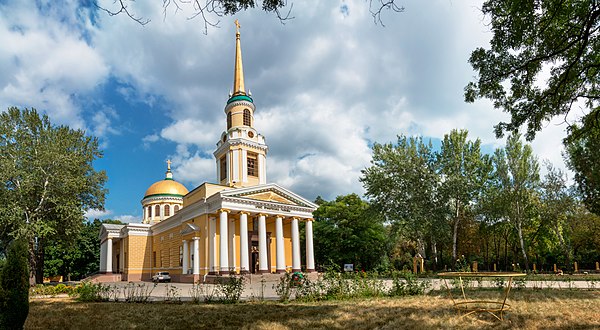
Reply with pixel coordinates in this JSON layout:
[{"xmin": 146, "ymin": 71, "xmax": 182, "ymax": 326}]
[{"xmin": 0, "ymin": 0, "xmax": 571, "ymax": 223}]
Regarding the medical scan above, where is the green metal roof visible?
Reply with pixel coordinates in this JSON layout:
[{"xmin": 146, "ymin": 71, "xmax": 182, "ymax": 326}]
[{"xmin": 227, "ymin": 95, "xmax": 253, "ymax": 104}]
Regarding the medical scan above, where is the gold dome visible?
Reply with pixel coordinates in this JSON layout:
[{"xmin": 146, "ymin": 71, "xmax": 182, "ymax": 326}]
[{"xmin": 144, "ymin": 179, "xmax": 189, "ymax": 198}]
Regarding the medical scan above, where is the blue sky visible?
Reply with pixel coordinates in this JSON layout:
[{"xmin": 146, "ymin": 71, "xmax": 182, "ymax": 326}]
[{"xmin": 0, "ymin": 0, "xmax": 571, "ymax": 222}]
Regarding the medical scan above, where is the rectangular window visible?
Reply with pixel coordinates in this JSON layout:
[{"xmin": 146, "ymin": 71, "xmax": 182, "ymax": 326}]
[
  {"xmin": 152, "ymin": 251, "xmax": 156, "ymax": 268},
  {"xmin": 220, "ymin": 157, "xmax": 227, "ymax": 181},
  {"xmin": 247, "ymin": 153, "xmax": 257, "ymax": 177}
]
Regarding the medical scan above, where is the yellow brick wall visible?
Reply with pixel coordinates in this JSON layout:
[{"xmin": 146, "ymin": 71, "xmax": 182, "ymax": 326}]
[{"xmin": 125, "ymin": 235, "xmax": 152, "ymax": 279}]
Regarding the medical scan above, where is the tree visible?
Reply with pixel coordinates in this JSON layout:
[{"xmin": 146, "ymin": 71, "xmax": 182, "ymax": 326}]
[
  {"xmin": 312, "ymin": 194, "xmax": 387, "ymax": 271},
  {"xmin": 565, "ymin": 122, "xmax": 600, "ymax": 214},
  {"xmin": 44, "ymin": 219, "xmax": 122, "ymax": 281},
  {"xmin": 0, "ymin": 239, "xmax": 29, "ymax": 330},
  {"xmin": 539, "ymin": 162, "xmax": 575, "ymax": 264},
  {"xmin": 361, "ymin": 135, "xmax": 445, "ymax": 263},
  {"xmin": 492, "ymin": 133, "xmax": 540, "ymax": 270},
  {"xmin": 0, "ymin": 107, "xmax": 107, "ymax": 284},
  {"xmin": 437, "ymin": 129, "xmax": 492, "ymax": 261},
  {"xmin": 465, "ymin": 0, "xmax": 600, "ymax": 141}
]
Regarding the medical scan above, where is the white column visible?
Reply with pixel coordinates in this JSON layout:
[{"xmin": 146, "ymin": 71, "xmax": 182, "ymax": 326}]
[
  {"xmin": 219, "ymin": 209, "xmax": 230, "ymax": 274},
  {"xmin": 275, "ymin": 216, "xmax": 285, "ymax": 273},
  {"xmin": 305, "ymin": 220, "xmax": 315, "ymax": 272},
  {"xmin": 106, "ymin": 238, "xmax": 113, "ymax": 273},
  {"xmin": 99, "ymin": 240, "xmax": 107, "ymax": 272},
  {"xmin": 240, "ymin": 212, "xmax": 249, "ymax": 273},
  {"xmin": 192, "ymin": 237, "xmax": 200, "ymax": 275},
  {"xmin": 120, "ymin": 240, "xmax": 125, "ymax": 272},
  {"xmin": 182, "ymin": 240, "xmax": 189, "ymax": 275},
  {"xmin": 229, "ymin": 217, "xmax": 236, "ymax": 273},
  {"xmin": 258, "ymin": 214, "xmax": 268, "ymax": 273},
  {"xmin": 291, "ymin": 217, "xmax": 301, "ymax": 272},
  {"xmin": 209, "ymin": 217, "xmax": 217, "ymax": 274}
]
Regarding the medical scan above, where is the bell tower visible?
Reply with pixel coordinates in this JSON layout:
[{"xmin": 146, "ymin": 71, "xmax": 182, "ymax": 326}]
[{"xmin": 214, "ymin": 20, "xmax": 268, "ymax": 187}]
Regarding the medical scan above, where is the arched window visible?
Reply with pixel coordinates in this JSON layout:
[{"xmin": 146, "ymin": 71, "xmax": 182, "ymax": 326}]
[
  {"xmin": 148, "ymin": 206, "xmax": 152, "ymax": 218},
  {"xmin": 155, "ymin": 205, "xmax": 161, "ymax": 218},
  {"xmin": 243, "ymin": 109, "xmax": 251, "ymax": 126},
  {"xmin": 227, "ymin": 112, "xmax": 232, "ymax": 130},
  {"xmin": 174, "ymin": 205, "xmax": 180, "ymax": 213},
  {"xmin": 164, "ymin": 205, "xmax": 170, "ymax": 217}
]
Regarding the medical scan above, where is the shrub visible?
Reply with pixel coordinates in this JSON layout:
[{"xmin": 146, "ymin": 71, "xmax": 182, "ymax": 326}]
[
  {"xmin": 388, "ymin": 271, "xmax": 429, "ymax": 296},
  {"xmin": 215, "ymin": 275, "xmax": 245, "ymax": 304},
  {"xmin": 122, "ymin": 282, "xmax": 156, "ymax": 303},
  {"xmin": 0, "ymin": 239, "xmax": 30, "ymax": 330},
  {"xmin": 76, "ymin": 282, "xmax": 113, "ymax": 302}
]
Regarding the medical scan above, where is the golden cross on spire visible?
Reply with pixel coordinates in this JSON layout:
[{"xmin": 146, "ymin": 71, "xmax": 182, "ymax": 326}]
[
  {"xmin": 166, "ymin": 159, "xmax": 172, "ymax": 171},
  {"xmin": 234, "ymin": 19, "xmax": 240, "ymax": 34}
]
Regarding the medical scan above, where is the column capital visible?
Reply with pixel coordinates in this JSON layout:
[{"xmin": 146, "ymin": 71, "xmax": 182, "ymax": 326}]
[
  {"xmin": 218, "ymin": 208, "xmax": 231, "ymax": 214},
  {"xmin": 257, "ymin": 213, "xmax": 269, "ymax": 218},
  {"xmin": 305, "ymin": 218, "xmax": 315, "ymax": 222},
  {"xmin": 182, "ymin": 239, "xmax": 188, "ymax": 243},
  {"xmin": 239, "ymin": 211, "xmax": 251, "ymax": 215},
  {"xmin": 275, "ymin": 214, "xmax": 286, "ymax": 219},
  {"xmin": 192, "ymin": 236, "xmax": 201, "ymax": 241}
]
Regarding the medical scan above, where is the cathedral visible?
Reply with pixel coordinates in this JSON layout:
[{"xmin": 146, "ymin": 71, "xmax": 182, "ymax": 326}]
[{"xmin": 98, "ymin": 22, "xmax": 318, "ymax": 282}]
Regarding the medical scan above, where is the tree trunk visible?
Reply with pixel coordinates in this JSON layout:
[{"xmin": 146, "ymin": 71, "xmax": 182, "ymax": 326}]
[
  {"xmin": 32, "ymin": 237, "xmax": 45, "ymax": 284},
  {"xmin": 452, "ymin": 199, "xmax": 461, "ymax": 262},
  {"xmin": 516, "ymin": 221, "xmax": 529, "ymax": 271}
]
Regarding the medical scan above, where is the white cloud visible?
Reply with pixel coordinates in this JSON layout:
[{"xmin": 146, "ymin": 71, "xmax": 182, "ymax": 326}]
[
  {"xmin": 85, "ymin": 208, "xmax": 112, "ymax": 219},
  {"xmin": 114, "ymin": 215, "xmax": 141, "ymax": 223},
  {"xmin": 0, "ymin": 1, "xmax": 108, "ymax": 127}
]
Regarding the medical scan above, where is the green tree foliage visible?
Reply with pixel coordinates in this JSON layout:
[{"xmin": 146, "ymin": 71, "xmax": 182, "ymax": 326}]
[
  {"xmin": 539, "ymin": 162, "xmax": 575, "ymax": 263},
  {"xmin": 44, "ymin": 219, "xmax": 122, "ymax": 281},
  {"xmin": 568, "ymin": 205, "xmax": 600, "ymax": 265},
  {"xmin": 465, "ymin": 0, "xmax": 600, "ymax": 141},
  {"xmin": 0, "ymin": 107, "xmax": 107, "ymax": 284},
  {"xmin": 490, "ymin": 133, "xmax": 540, "ymax": 270},
  {"xmin": 0, "ymin": 239, "xmax": 30, "ymax": 330},
  {"xmin": 313, "ymin": 194, "xmax": 387, "ymax": 271},
  {"xmin": 437, "ymin": 129, "xmax": 492, "ymax": 261},
  {"xmin": 361, "ymin": 136, "xmax": 444, "ymax": 261},
  {"xmin": 565, "ymin": 122, "xmax": 600, "ymax": 214}
]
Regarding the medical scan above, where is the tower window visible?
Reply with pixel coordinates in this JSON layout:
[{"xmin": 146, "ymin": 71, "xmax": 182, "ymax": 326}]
[
  {"xmin": 174, "ymin": 205, "xmax": 180, "ymax": 213},
  {"xmin": 148, "ymin": 206, "xmax": 152, "ymax": 218},
  {"xmin": 165, "ymin": 205, "xmax": 170, "ymax": 217},
  {"xmin": 220, "ymin": 157, "xmax": 227, "ymax": 181},
  {"xmin": 227, "ymin": 112, "xmax": 232, "ymax": 130},
  {"xmin": 247, "ymin": 153, "xmax": 257, "ymax": 177},
  {"xmin": 155, "ymin": 205, "xmax": 160, "ymax": 218},
  {"xmin": 243, "ymin": 109, "xmax": 251, "ymax": 126}
]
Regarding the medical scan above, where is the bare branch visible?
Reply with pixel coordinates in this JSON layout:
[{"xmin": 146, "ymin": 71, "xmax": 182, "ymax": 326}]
[
  {"xmin": 96, "ymin": 0, "xmax": 150, "ymax": 25},
  {"xmin": 370, "ymin": 0, "xmax": 405, "ymax": 27}
]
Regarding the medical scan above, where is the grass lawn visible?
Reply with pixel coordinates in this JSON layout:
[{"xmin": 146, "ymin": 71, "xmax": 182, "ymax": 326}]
[{"xmin": 26, "ymin": 290, "xmax": 600, "ymax": 329}]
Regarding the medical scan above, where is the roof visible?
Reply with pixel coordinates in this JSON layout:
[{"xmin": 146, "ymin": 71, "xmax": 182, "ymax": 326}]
[{"xmin": 144, "ymin": 179, "xmax": 189, "ymax": 198}]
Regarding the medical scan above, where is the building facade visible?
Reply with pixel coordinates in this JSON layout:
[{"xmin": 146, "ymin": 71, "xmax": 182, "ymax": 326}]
[{"xmin": 98, "ymin": 22, "xmax": 317, "ymax": 282}]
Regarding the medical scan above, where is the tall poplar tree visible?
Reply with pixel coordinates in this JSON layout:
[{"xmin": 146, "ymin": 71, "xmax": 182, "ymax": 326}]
[
  {"xmin": 0, "ymin": 107, "xmax": 107, "ymax": 283},
  {"xmin": 492, "ymin": 133, "xmax": 540, "ymax": 270},
  {"xmin": 438, "ymin": 129, "xmax": 492, "ymax": 261}
]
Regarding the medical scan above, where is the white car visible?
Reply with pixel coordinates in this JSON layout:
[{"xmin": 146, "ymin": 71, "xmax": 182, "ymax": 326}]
[{"xmin": 152, "ymin": 272, "xmax": 171, "ymax": 283}]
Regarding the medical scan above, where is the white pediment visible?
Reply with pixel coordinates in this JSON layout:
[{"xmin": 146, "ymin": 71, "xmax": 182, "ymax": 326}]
[{"xmin": 220, "ymin": 183, "xmax": 318, "ymax": 210}]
